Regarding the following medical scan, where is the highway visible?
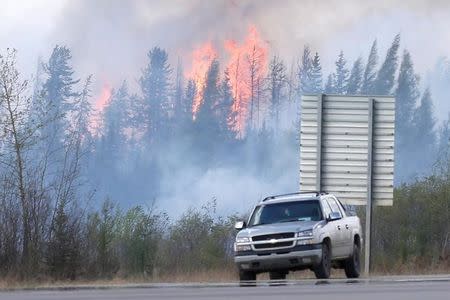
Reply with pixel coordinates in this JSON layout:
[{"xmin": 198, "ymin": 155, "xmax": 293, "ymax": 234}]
[{"xmin": 0, "ymin": 277, "xmax": 448, "ymax": 300}]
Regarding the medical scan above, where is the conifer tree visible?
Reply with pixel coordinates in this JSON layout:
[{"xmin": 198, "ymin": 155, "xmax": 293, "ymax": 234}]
[
  {"xmin": 173, "ymin": 58, "xmax": 184, "ymax": 132},
  {"xmin": 42, "ymin": 45, "xmax": 80, "ymax": 147},
  {"xmin": 347, "ymin": 57, "xmax": 363, "ymax": 94},
  {"xmin": 298, "ymin": 46, "xmax": 312, "ymax": 94},
  {"xmin": 325, "ymin": 74, "xmax": 335, "ymax": 93},
  {"xmin": 361, "ymin": 40, "xmax": 378, "ymax": 94},
  {"xmin": 412, "ymin": 88, "xmax": 436, "ymax": 174},
  {"xmin": 218, "ymin": 69, "xmax": 235, "ymax": 139},
  {"xmin": 396, "ymin": 50, "xmax": 420, "ymax": 135},
  {"xmin": 268, "ymin": 55, "xmax": 287, "ymax": 133},
  {"xmin": 413, "ymin": 88, "xmax": 436, "ymax": 148},
  {"xmin": 139, "ymin": 47, "xmax": 172, "ymax": 142},
  {"xmin": 195, "ymin": 60, "xmax": 221, "ymax": 142},
  {"xmin": 184, "ymin": 79, "xmax": 196, "ymax": 121},
  {"xmin": 101, "ymin": 81, "xmax": 129, "ymax": 164},
  {"xmin": 393, "ymin": 49, "xmax": 419, "ymax": 182},
  {"xmin": 374, "ymin": 34, "xmax": 400, "ymax": 95},
  {"xmin": 310, "ymin": 52, "xmax": 323, "ymax": 93},
  {"xmin": 47, "ymin": 201, "xmax": 80, "ymax": 279},
  {"xmin": 334, "ymin": 51, "xmax": 349, "ymax": 94}
]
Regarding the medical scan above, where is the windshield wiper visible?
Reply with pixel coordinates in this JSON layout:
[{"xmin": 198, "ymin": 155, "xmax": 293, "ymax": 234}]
[
  {"xmin": 279, "ymin": 218, "xmax": 305, "ymax": 223},
  {"xmin": 249, "ymin": 222, "xmax": 268, "ymax": 227}
]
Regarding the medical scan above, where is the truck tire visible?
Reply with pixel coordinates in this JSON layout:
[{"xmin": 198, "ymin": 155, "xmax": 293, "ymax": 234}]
[
  {"xmin": 239, "ymin": 270, "xmax": 256, "ymax": 282},
  {"xmin": 344, "ymin": 243, "xmax": 361, "ymax": 278},
  {"xmin": 269, "ymin": 271, "xmax": 286, "ymax": 280},
  {"xmin": 314, "ymin": 241, "xmax": 331, "ymax": 279}
]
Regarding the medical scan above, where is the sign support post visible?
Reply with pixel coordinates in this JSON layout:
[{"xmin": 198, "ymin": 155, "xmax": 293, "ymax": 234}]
[
  {"xmin": 316, "ymin": 94, "xmax": 323, "ymax": 192},
  {"xmin": 364, "ymin": 98, "xmax": 374, "ymax": 277}
]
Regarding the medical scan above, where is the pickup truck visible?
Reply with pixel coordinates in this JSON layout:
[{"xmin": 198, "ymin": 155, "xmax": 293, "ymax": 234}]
[{"xmin": 234, "ymin": 192, "xmax": 362, "ymax": 281}]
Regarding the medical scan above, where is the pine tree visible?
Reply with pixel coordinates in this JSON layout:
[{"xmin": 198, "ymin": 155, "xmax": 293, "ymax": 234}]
[
  {"xmin": 374, "ymin": 34, "xmax": 400, "ymax": 95},
  {"xmin": 394, "ymin": 49, "xmax": 420, "ymax": 182},
  {"xmin": 396, "ymin": 50, "xmax": 420, "ymax": 134},
  {"xmin": 42, "ymin": 45, "xmax": 80, "ymax": 146},
  {"xmin": 310, "ymin": 52, "xmax": 323, "ymax": 93},
  {"xmin": 194, "ymin": 60, "xmax": 222, "ymax": 162},
  {"xmin": 71, "ymin": 75, "xmax": 93, "ymax": 143},
  {"xmin": 347, "ymin": 57, "xmax": 363, "ymax": 94},
  {"xmin": 334, "ymin": 51, "xmax": 349, "ymax": 94},
  {"xmin": 298, "ymin": 46, "xmax": 312, "ymax": 94},
  {"xmin": 246, "ymin": 45, "xmax": 264, "ymax": 130},
  {"xmin": 173, "ymin": 58, "xmax": 184, "ymax": 132},
  {"xmin": 218, "ymin": 69, "xmax": 235, "ymax": 139},
  {"xmin": 268, "ymin": 55, "xmax": 287, "ymax": 133},
  {"xmin": 412, "ymin": 88, "xmax": 436, "ymax": 173},
  {"xmin": 413, "ymin": 88, "xmax": 436, "ymax": 147},
  {"xmin": 101, "ymin": 81, "xmax": 129, "ymax": 164},
  {"xmin": 361, "ymin": 40, "xmax": 378, "ymax": 94},
  {"xmin": 325, "ymin": 74, "xmax": 335, "ymax": 93},
  {"xmin": 184, "ymin": 79, "xmax": 196, "ymax": 121},
  {"xmin": 195, "ymin": 60, "xmax": 221, "ymax": 139},
  {"xmin": 47, "ymin": 201, "xmax": 80, "ymax": 279},
  {"xmin": 139, "ymin": 47, "xmax": 172, "ymax": 142},
  {"xmin": 436, "ymin": 116, "xmax": 450, "ymax": 170}
]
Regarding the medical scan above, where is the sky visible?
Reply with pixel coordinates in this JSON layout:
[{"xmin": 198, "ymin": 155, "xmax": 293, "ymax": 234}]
[{"xmin": 1, "ymin": 0, "xmax": 450, "ymax": 119}]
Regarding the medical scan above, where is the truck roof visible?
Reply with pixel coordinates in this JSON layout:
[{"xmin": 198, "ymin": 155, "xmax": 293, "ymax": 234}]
[{"xmin": 259, "ymin": 192, "xmax": 329, "ymax": 204}]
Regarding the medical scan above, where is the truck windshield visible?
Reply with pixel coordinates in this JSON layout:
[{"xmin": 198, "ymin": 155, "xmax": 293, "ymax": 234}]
[{"xmin": 248, "ymin": 200, "xmax": 323, "ymax": 226}]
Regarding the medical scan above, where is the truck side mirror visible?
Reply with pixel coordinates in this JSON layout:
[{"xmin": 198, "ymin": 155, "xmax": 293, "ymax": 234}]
[
  {"xmin": 235, "ymin": 221, "xmax": 246, "ymax": 230},
  {"xmin": 328, "ymin": 212, "xmax": 342, "ymax": 221}
]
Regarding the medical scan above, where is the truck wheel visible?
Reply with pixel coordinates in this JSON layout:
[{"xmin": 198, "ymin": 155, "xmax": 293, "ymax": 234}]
[
  {"xmin": 269, "ymin": 271, "xmax": 286, "ymax": 280},
  {"xmin": 344, "ymin": 243, "xmax": 361, "ymax": 278},
  {"xmin": 239, "ymin": 270, "xmax": 256, "ymax": 285},
  {"xmin": 314, "ymin": 241, "xmax": 331, "ymax": 279}
]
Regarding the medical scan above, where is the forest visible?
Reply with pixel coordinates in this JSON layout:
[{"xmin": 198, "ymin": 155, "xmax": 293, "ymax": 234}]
[{"xmin": 0, "ymin": 32, "xmax": 449, "ymax": 282}]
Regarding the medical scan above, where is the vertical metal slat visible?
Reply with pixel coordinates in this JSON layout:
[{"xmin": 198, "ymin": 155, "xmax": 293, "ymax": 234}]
[
  {"xmin": 364, "ymin": 98, "xmax": 374, "ymax": 276},
  {"xmin": 316, "ymin": 94, "xmax": 324, "ymax": 192}
]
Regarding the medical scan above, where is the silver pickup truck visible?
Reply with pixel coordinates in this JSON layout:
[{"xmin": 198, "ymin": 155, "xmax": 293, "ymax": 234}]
[{"xmin": 234, "ymin": 192, "xmax": 362, "ymax": 281}]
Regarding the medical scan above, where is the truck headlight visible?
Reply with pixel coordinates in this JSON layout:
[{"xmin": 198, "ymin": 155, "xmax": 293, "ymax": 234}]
[
  {"xmin": 234, "ymin": 236, "xmax": 251, "ymax": 252},
  {"xmin": 297, "ymin": 229, "xmax": 313, "ymax": 238},
  {"xmin": 236, "ymin": 237, "xmax": 250, "ymax": 243},
  {"xmin": 297, "ymin": 229, "xmax": 313, "ymax": 245},
  {"xmin": 234, "ymin": 244, "xmax": 252, "ymax": 252}
]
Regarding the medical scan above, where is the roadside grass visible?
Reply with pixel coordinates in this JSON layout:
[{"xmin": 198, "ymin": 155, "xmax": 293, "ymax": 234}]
[{"xmin": 0, "ymin": 263, "xmax": 448, "ymax": 290}]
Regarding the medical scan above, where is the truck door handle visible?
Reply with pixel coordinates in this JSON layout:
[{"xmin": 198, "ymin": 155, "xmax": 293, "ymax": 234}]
[
  {"xmin": 337, "ymin": 225, "xmax": 341, "ymax": 230},
  {"xmin": 345, "ymin": 224, "xmax": 349, "ymax": 229}
]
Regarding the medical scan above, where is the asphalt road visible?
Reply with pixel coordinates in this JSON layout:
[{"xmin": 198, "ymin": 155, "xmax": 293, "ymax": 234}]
[{"xmin": 0, "ymin": 277, "xmax": 449, "ymax": 300}]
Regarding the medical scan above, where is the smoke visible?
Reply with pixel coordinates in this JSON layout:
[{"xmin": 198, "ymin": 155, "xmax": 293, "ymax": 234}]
[
  {"xmin": 2, "ymin": 1, "xmax": 450, "ymax": 95},
  {"xmin": 2, "ymin": 0, "xmax": 450, "ymax": 215},
  {"xmin": 4, "ymin": 0, "xmax": 448, "ymax": 95}
]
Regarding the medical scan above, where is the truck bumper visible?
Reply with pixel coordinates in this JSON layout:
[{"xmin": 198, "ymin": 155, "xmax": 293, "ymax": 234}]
[{"xmin": 234, "ymin": 244, "xmax": 322, "ymax": 272}]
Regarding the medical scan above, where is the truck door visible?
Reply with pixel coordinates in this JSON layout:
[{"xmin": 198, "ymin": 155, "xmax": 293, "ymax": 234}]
[
  {"xmin": 336, "ymin": 198, "xmax": 353, "ymax": 256},
  {"xmin": 325, "ymin": 197, "xmax": 347, "ymax": 257}
]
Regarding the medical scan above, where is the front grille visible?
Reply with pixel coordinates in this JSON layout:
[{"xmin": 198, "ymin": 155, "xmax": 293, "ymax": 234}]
[
  {"xmin": 252, "ymin": 232, "xmax": 295, "ymax": 241},
  {"xmin": 254, "ymin": 241, "xmax": 294, "ymax": 249}
]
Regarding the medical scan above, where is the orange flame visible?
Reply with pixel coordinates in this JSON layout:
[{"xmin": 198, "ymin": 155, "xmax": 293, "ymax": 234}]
[
  {"xmin": 185, "ymin": 42, "xmax": 218, "ymax": 118},
  {"xmin": 225, "ymin": 25, "xmax": 268, "ymax": 134},
  {"xmin": 94, "ymin": 84, "xmax": 112, "ymax": 112},
  {"xmin": 89, "ymin": 83, "xmax": 112, "ymax": 135}
]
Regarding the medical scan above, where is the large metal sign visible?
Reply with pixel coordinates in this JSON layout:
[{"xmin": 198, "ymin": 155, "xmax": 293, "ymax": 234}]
[
  {"xmin": 299, "ymin": 94, "xmax": 395, "ymax": 277},
  {"xmin": 299, "ymin": 94, "xmax": 395, "ymax": 206}
]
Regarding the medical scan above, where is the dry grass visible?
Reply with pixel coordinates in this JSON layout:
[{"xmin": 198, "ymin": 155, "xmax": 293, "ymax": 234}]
[
  {"xmin": 0, "ymin": 263, "xmax": 449, "ymax": 290},
  {"xmin": 371, "ymin": 258, "xmax": 450, "ymax": 276}
]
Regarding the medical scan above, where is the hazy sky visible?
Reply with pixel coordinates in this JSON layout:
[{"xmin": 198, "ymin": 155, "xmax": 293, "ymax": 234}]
[{"xmin": 1, "ymin": 0, "xmax": 450, "ymax": 118}]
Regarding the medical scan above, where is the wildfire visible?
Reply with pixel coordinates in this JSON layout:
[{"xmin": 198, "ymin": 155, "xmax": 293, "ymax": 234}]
[
  {"xmin": 185, "ymin": 25, "xmax": 268, "ymax": 135},
  {"xmin": 225, "ymin": 25, "xmax": 268, "ymax": 133},
  {"xmin": 185, "ymin": 42, "xmax": 218, "ymax": 118},
  {"xmin": 90, "ymin": 83, "xmax": 112, "ymax": 135},
  {"xmin": 94, "ymin": 84, "xmax": 112, "ymax": 112}
]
